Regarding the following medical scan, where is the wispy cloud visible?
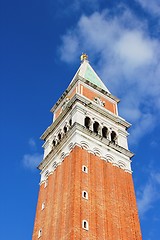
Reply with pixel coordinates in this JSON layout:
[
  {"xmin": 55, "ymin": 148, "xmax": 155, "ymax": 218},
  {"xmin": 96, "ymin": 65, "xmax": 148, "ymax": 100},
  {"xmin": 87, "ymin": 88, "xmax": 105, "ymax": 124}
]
[
  {"xmin": 137, "ymin": 172, "xmax": 160, "ymax": 218},
  {"xmin": 59, "ymin": 7, "xmax": 160, "ymax": 144},
  {"xmin": 22, "ymin": 153, "xmax": 43, "ymax": 170},
  {"xmin": 54, "ymin": 0, "xmax": 99, "ymax": 18},
  {"xmin": 71, "ymin": 0, "xmax": 99, "ymax": 12},
  {"xmin": 22, "ymin": 138, "xmax": 42, "ymax": 170},
  {"xmin": 136, "ymin": 0, "xmax": 160, "ymax": 16}
]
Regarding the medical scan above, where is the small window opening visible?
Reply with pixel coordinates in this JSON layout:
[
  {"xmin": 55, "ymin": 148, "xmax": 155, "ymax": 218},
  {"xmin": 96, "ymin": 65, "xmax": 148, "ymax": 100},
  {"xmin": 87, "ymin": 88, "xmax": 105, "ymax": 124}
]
[
  {"xmin": 64, "ymin": 126, "xmax": 67, "ymax": 133},
  {"xmin": 58, "ymin": 133, "xmax": 61, "ymax": 140},
  {"xmin": 41, "ymin": 202, "xmax": 45, "ymax": 210},
  {"xmin": 82, "ymin": 191, "xmax": 88, "ymax": 200},
  {"xmin": 53, "ymin": 140, "xmax": 56, "ymax": 146},
  {"xmin": 38, "ymin": 229, "xmax": 42, "ymax": 238},
  {"xmin": 69, "ymin": 119, "xmax": 72, "ymax": 126},
  {"xmin": 93, "ymin": 121, "xmax": 99, "ymax": 134},
  {"xmin": 102, "ymin": 127, "xmax": 108, "ymax": 138},
  {"xmin": 111, "ymin": 131, "xmax": 117, "ymax": 144},
  {"xmin": 82, "ymin": 220, "xmax": 89, "ymax": 230},
  {"xmin": 84, "ymin": 117, "xmax": 91, "ymax": 129},
  {"xmin": 82, "ymin": 165, "xmax": 88, "ymax": 173}
]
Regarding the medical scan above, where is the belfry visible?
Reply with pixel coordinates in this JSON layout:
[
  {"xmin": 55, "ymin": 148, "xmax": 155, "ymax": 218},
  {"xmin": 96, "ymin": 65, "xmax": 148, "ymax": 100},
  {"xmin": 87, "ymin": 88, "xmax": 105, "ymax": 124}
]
[{"xmin": 32, "ymin": 54, "xmax": 142, "ymax": 239}]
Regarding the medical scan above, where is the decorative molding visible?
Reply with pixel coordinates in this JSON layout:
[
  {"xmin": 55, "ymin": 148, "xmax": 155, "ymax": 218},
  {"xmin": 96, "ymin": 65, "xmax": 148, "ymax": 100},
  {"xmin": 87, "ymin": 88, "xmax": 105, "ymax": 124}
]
[
  {"xmin": 94, "ymin": 97, "xmax": 105, "ymax": 107},
  {"xmin": 93, "ymin": 148, "xmax": 102, "ymax": 157},
  {"xmin": 80, "ymin": 141, "xmax": 90, "ymax": 150},
  {"xmin": 39, "ymin": 122, "xmax": 133, "ymax": 170},
  {"xmin": 61, "ymin": 97, "xmax": 70, "ymax": 111},
  {"xmin": 39, "ymin": 125, "xmax": 133, "ymax": 183},
  {"xmin": 40, "ymin": 141, "xmax": 132, "ymax": 184}
]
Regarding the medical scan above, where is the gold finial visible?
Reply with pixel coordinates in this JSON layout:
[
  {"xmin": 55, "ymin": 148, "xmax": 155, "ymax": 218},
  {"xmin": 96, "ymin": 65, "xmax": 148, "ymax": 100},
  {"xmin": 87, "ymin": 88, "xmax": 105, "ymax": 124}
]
[{"xmin": 80, "ymin": 53, "xmax": 88, "ymax": 62}]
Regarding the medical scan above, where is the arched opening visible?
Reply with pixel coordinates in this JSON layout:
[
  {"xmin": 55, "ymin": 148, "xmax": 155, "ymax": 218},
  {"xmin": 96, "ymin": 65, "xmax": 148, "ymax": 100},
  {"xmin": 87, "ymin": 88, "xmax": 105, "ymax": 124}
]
[
  {"xmin": 53, "ymin": 140, "xmax": 56, "ymax": 146},
  {"xmin": 82, "ymin": 165, "xmax": 88, "ymax": 173},
  {"xmin": 58, "ymin": 133, "xmax": 61, "ymax": 140},
  {"xmin": 84, "ymin": 117, "xmax": 90, "ymax": 129},
  {"xmin": 93, "ymin": 121, "xmax": 99, "ymax": 134},
  {"xmin": 64, "ymin": 126, "xmax": 67, "ymax": 133},
  {"xmin": 69, "ymin": 119, "xmax": 72, "ymax": 126},
  {"xmin": 102, "ymin": 127, "xmax": 108, "ymax": 138},
  {"xmin": 111, "ymin": 131, "xmax": 117, "ymax": 144},
  {"xmin": 82, "ymin": 220, "xmax": 89, "ymax": 230},
  {"xmin": 38, "ymin": 229, "xmax": 42, "ymax": 238},
  {"xmin": 82, "ymin": 190, "xmax": 88, "ymax": 200}
]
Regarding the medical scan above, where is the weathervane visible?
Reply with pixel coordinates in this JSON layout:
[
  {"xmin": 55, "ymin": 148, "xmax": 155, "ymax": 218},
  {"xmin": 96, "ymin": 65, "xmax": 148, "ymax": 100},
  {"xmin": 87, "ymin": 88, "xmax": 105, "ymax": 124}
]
[{"xmin": 80, "ymin": 53, "xmax": 88, "ymax": 62}]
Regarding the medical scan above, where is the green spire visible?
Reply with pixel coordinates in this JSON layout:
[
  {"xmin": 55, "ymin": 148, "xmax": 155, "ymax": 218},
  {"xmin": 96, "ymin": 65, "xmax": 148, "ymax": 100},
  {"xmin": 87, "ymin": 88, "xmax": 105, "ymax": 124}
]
[{"xmin": 77, "ymin": 54, "xmax": 110, "ymax": 92}]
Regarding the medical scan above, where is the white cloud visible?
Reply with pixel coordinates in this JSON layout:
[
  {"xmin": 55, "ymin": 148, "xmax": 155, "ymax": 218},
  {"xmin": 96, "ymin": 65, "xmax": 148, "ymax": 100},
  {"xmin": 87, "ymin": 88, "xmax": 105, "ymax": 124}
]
[
  {"xmin": 137, "ymin": 172, "xmax": 160, "ymax": 217},
  {"xmin": 129, "ymin": 113, "xmax": 156, "ymax": 144},
  {"xmin": 136, "ymin": 0, "xmax": 160, "ymax": 16},
  {"xmin": 60, "ymin": 34, "xmax": 79, "ymax": 63},
  {"xmin": 137, "ymin": 181, "xmax": 155, "ymax": 217},
  {"xmin": 114, "ymin": 31, "xmax": 154, "ymax": 67},
  {"xmin": 22, "ymin": 153, "xmax": 43, "ymax": 170},
  {"xmin": 59, "ymin": 8, "xmax": 160, "ymax": 144}
]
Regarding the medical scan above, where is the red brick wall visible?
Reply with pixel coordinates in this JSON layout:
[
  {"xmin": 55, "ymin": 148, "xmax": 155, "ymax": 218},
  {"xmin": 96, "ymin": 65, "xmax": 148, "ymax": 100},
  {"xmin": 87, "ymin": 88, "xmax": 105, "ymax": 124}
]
[
  {"xmin": 81, "ymin": 85, "xmax": 117, "ymax": 114},
  {"xmin": 54, "ymin": 84, "xmax": 117, "ymax": 120},
  {"xmin": 32, "ymin": 146, "xmax": 142, "ymax": 240}
]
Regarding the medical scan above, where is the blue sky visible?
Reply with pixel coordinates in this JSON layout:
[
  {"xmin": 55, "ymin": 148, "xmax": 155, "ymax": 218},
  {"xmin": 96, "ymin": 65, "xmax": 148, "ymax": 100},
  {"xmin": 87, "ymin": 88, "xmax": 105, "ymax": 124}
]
[{"xmin": 0, "ymin": 0, "xmax": 160, "ymax": 239}]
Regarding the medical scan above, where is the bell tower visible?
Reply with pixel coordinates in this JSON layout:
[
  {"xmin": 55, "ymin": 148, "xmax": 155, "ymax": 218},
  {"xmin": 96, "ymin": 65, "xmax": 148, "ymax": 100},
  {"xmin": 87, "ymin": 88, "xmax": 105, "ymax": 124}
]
[{"xmin": 32, "ymin": 54, "xmax": 142, "ymax": 240}]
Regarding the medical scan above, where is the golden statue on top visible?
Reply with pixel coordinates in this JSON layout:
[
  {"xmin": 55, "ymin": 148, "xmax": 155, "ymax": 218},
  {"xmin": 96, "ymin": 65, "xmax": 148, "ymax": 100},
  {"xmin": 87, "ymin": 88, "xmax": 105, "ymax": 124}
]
[{"xmin": 80, "ymin": 53, "xmax": 88, "ymax": 62}]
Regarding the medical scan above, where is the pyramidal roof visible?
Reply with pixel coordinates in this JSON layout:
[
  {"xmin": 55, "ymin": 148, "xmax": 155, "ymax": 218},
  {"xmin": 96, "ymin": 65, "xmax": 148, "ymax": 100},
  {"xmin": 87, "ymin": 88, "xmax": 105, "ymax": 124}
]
[{"xmin": 71, "ymin": 54, "xmax": 110, "ymax": 93}]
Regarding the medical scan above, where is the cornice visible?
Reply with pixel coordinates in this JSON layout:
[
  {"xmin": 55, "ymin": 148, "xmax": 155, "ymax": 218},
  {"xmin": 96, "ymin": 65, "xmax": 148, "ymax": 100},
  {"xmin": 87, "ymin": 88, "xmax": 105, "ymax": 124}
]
[{"xmin": 39, "ymin": 122, "xmax": 134, "ymax": 171}]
